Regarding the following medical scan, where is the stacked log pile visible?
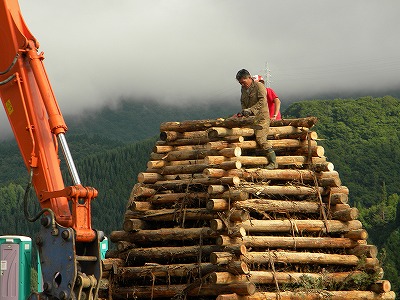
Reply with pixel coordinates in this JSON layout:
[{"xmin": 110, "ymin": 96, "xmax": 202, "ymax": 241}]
[{"xmin": 101, "ymin": 116, "xmax": 395, "ymax": 300}]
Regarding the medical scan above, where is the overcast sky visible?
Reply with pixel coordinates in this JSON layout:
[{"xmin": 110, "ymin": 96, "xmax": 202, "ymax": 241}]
[{"xmin": 11, "ymin": 0, "xmax": 400, "ymax": 114}]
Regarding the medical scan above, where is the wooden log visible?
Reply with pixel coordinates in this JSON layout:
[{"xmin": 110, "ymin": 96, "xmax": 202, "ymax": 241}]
[
  {"xmin": 208, "ymin": 127, "xmax": 255, "ymax": 138},
  {"xmin": 207, "ymin": 199, "xmax": 233, "ymax": 211},
  {"xmin": 116, "ymin": 241, "xmax": 135, "ymax": 252},
  {"xmin": 210, "ymin": 219, "xmax": 227, "ymax": 231},
  {"xmin": 332, "ymin": 207, "xmax": 359, "ymax": 221},
  {"xmin": 102, "ymin": 258, "xmax": 124, "ymax": 272},
  {"xmin": 218, "ymin": 235, "xmax": 359, "ymax": 249},
  {"xmin": 112, "ymin": 282, "xmax": 256, "ymax": 298},
  {"xmin": 159, "ymin": 117, "xmax": 318, "ymax": 132},
  {"xmin": 159, "ymin": 117, "xmax": 255, "ymax": 132},
  {"xmin": 229, "ymin": 210, "xmax": 250, "ymax": 222},
  {"xmin": 234, "ymin": 199, "xmax": 323, "ymax": 214},
  {"xmin": 293, "ymin": 145, "xmax": 325, "ymax": 157},
  {"xmin": 147, "ymin": 192, "xmax": 208, "ymax": 204},
  {"xmin": 129, "ymin": 184, "xmax": 156, "ymax": 198},
  {"xmin": 220, "ymin": 147, "xmax": 242, "ymax": 158},
  {"xmin": 240, "ymin": 219, "xmax": 363, "ymax": 234},
  {"xmin": 149, "ymin": 152, "xmax": 167, "ymax": 160},
  {"xmin": 210, "ymin": 252, "xmax": 239, "ymax": 265},
  {"xmin": 137, "ymin": 172, "xmax": 164, "ymax": 183},
  {"xmin": 221, "ymin": 190, "xmax": 249, "ymax": 201},
  {"xmin": 208, "ymin": 185, "xmax": 228, "ymax": 194},
  {"xmin": 241, "ymin": 185, "xmax": 324, "ymax": 196},
  {"xmin": 344, "ymin": 229, "xmax": 368, "ymax": 240},
  {"xmin": 110, "ymin": 227, "xmax": 215, "ymax": 244},
  {"xmin": 119, "ymin": 245, "xmax": 222, "ymax": 261},
  {"xmin": 209, "ymin": 270, "xmax": 366, "ymax": 285},
  {"xmin": 224, "ymin": 135, "xmax": 245, "ymax": 142},
  {"xmin": 271, "ymin": 117, "xmax": 318, "ymax": 128},
  {"xmin": 242, "ymin": 251, "xmax": 379, "ymax": 268},
  {"xmin": 125, "ymin": 208, "xmax": 219, "ymax": 222},
  {"xmin": 229, "ymin": 139, "xmax": 318, "ymax": 150},
  {"xmin": 125, "ymin": 208, "xmax": 247, "ymax": 222},
  {"xmin": 116, "ymin": 262, "xmax": 226, "ymax": 280},
  {"xmin": 128, "ymin": 201, "xmax": 153, "ymax": 211},
  {"xmin": 274, "ymin": 130, "xmax": 318, "ymax": 141},
  {"xmin": 159, "ymin": 137, "xmax": 211, "ymax": 146},
  {"xmin": 147, "ymin": 159, "xmax": 205, "ymax": 169},
  {"xmin": 123, "ymin": 219, "xmax": 148, "ymax": 232},
  {"xmin": 326, "ymin": 193, "xmax": 349, "ymax": 204},
  {"xmin": 165, "ymin": 149, "xmax": 220, "ymax": 161},
  {"xmin": 205, "ymin": 155, "xmax": 229, "ymax": 164},
  {"xmin": 370, "ymin": 280, "xmax": 392, "ymax": 293},
  {"xmin": 147, "ymin": 176, "xmax": 241, "ymax": 188},
  {"xmin": 347, "ymin": 244, "xmax": 378, "ymax": 258},
  {"xmin": 224, "ymin": 291, "xmax": 396, "ymax": 300},
  {"xmin": 324, "ymin": 186, "xmax": 350, "ymax": 195},
  {"xmin": 159, "ymin": 130, "xmax": 208, "ymax": 142},
  {"xmin": 160, "ymin": 163, "xmax": 210, "ymax": 175},
  {"xmin": 225, "ymin": 169, "xmax": 340, "ymax": 187}
]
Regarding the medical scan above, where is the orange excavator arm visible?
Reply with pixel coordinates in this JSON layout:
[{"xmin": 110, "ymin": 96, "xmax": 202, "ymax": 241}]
[{"xmin": 0, "ymin": 0, "xmax": 102, "ymax": 299}]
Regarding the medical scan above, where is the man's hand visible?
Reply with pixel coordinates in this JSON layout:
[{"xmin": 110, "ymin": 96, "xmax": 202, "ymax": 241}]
[{"xmin": 241, "ymin": 108, "xmax": 252, "ymax": 117}]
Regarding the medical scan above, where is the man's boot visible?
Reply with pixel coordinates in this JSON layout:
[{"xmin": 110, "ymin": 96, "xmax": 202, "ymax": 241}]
[{"xmin": 265, "ymin": 148, "xmax": 278, "ymax": 170}]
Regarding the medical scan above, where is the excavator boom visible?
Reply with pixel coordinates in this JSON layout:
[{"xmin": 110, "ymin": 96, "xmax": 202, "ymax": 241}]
[{"xmin": 0, "ymin": 0, "xmax": 102, "ymax": 298}]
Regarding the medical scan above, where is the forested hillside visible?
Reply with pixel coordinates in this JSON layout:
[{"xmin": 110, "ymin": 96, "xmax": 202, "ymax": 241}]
[
  {"xmin": 0, "ymin": 95, "xmax": 399, "ymax": 292},
  {"xmin": 284, "ymin": 95, "xmax": 400, "ymax": 291}
]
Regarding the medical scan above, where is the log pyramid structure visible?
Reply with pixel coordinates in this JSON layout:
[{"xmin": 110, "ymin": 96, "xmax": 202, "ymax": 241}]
[{"xmin": 101, "ymin": 116, "xmax": 395, "ymax": 300}]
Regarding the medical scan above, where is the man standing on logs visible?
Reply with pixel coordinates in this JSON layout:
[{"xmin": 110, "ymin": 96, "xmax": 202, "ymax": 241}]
[{"xmin": 236, "ymin": 69, "xmax": 278, "ymax": 170}]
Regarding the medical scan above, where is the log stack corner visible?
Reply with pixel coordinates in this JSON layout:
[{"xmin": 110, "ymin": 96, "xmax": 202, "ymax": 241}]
[{"xmin": 100, "ymin": 116, "xmax": 395, "ymax": 300}]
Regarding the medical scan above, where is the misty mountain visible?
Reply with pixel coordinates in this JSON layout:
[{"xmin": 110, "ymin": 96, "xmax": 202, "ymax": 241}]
[{"xmin": 65, "ymin": 98, "xmax": 240, "ymax": 144}]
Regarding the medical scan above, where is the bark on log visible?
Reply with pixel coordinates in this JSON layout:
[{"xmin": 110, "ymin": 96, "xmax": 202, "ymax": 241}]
[
  {"xmin": 129, "ymin": 184, "xmax": 156, "ymax": 198},
  {"xmin": 147, "ymin": 192, "xmax": 208, "ymax": 204},
  {"xmin": 110, "ymin": 227, "xmax": 215, "ymax": 244},
  {"xmin": 137, "ymin": 172, "xmax": 164, "ymax": 183},
  {"xmin": 125, "ymin": 208, "xmax": 248, "ymax": 222},
  {"xmin": 241, "ymin": 185, "xmax": 324, "ymax": 196},
  {"xmin": 224, "ymin": 169, "xmax": 341, "ymax": 187},
  {"xmin": 160, "ymin": 117, "xmax": 256, "ymax": 132},
  {"xmin": 347, "ymin": 244, "xmax": 378, "ymax": 258},
  {"xmin": 293, "ymin": 145, "xmax": 325, "ymax": 157},
  {"xmin": 147, "ymin": 176, "xmax": 241, "ymax": 189},
  {"xmin": 240, "ymin": 219, "xmax": 362, "ymax": 234},
  {"xmin": 165, "ymin": 149, "xmax": 221, "ymax": 161},
  {"xmin": 147, "ymin": 159, "xmax": 205, "ymax": 169},
  {"xmin": 123, "ymin": 219, "xmax": 148, "ymax": 232},
  {"xmin": 217, "ymin": 235, "xmax": 359, "ymax": 249},
  {"xmin": 208, "ymin": 127, "xmax": 256, "ymax": 138},
  {"xmin": 115, "ymin": 262, "xmax": 246, "ymax": 280},
  {"xmin": 241, "ymin": 251, "xmax": 379, "ymax": 268},
  {"xmin": 369, "ymin": 280, "xmax": 392, "ymax": 293},
  {"xmin": 209, "ymin": 270, "xmax": 366, "ymax": 285},
  {"xmin": 219, "ymin": 291, "xmax": 396, "ymax": 300},
  {"xmin": 221, "ymin": 190, "xmax": 249, "ymax": 201},
  {"xmin": 160, "ymin": 130, "xmax": 208, "ymax": 142},
  {"xmin": 208, "ymin": 198, "xmax": 324, "ymax": 215},
  {"xmin": 208, "ymin": 185, "xmax": 229, "ymax": 194},
  {"xmin": 343, "ymin": 229, "xmax": 368, "ymax": 240},
  {"xmin": 125, "ymin": 208, "xmax": 219, "ymax": 222},
  {"xmin": 119, "ymin": 245, "xmax": 222, "ymax": 261},
  {"xmin": 159, "ymin": 117, "xmax": 317, "ymax": 133},
  {"xmin": 326, "ymin": 193, "xmax": 349, "ymax": 205},
  {"xmin": 332, "ymin": 207, "xmax": 359, "ymax": 221},
  {"xmin": 116, "ymin": 241, "xmax": 135, "ymax": 252},
  {"xmin": 111, "ymin": 282, "xmax": 256, "ymax": 298},
  {"xmin": 128, "ymin": 201, "xmax": 153, "ymax": 211}
]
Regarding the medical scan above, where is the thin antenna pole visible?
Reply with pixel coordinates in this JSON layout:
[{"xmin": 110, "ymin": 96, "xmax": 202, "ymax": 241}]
[{"xmin": 264, "ymin": 62, "xmax": 272, "ymax": 88}]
